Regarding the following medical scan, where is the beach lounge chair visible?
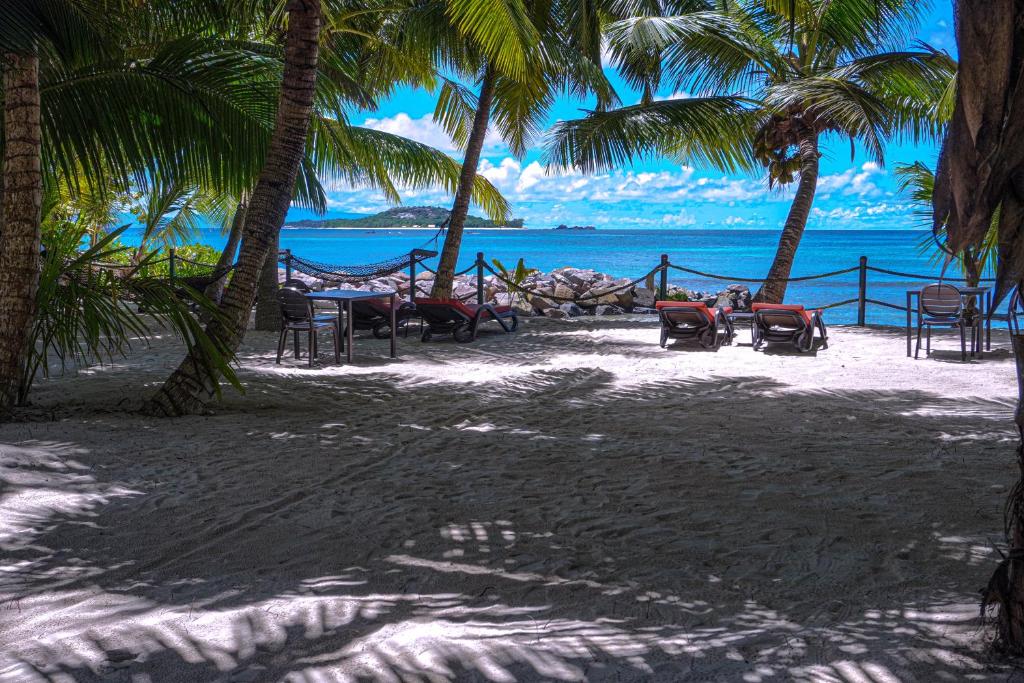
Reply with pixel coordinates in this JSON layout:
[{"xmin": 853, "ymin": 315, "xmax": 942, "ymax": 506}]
[
  {"xmin": 350, "ymin": 297, "xmax": 419, "ymax": 339},
  {"xmin": 276, "ymin": 287, "xmax": 341, "ymax": 366},
  {"xmin": 751, "ymin": 303, "xmax": 828, "ymax": 352},
  {"xmin": 415, "ymin": 298, "xmax": 518, "ymax": 342},
  {"xmin": 914, "ymin": 283, "xmax": 978, "ymax": 361},
  {"xmin": 655, "ymin": 301, "xmax": 734, "ymax": 349}
]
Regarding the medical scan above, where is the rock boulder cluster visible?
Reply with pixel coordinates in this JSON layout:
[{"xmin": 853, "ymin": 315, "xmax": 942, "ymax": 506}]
[{"xmin": 281, "ymin": 266, "xmax": 752, "ymax": 318}]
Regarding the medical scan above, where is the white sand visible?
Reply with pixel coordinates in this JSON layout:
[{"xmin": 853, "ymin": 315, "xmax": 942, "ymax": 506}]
[{"xmin": 0, "ymin": 317, "xmax": 1021, "ymax": 681}]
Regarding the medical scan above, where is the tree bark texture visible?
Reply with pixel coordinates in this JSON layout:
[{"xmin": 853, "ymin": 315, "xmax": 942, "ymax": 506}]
[
  {"xmin": 145, "ymin": 0, "xmax": 320, "ymax": 415},
  {"xmin": 430, "ymin": 65, "xmax": 497, "ymax": 298},
  {"xmin": 0, "ymin": 52, "xmax": 42, "ymax": 412},
  {"xmin": 754, "ymin": 133, "xmax": 820, "ymax": 304}
]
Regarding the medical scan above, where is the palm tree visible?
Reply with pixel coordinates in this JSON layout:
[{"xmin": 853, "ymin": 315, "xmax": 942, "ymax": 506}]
[
  {"xmin": 386, "ymin": 0, "xmax": 619, "ymax": 298},
  {"xmin": 935, "ymin": 0, "xmax": 1024, "ymax": 654},
  {"xmin": 0, "ymin": 0, "xmax": 279, "ymax": 411},
  {"xmin": 145, "ymin": 0, "xmax": 324, "ymax": 415},
  {"xmin": 0, "ymin": 0, "xmax": 511, "ymax": 411},
  {"xmin": 0, "ymin": 51, "xmax": 44, "ymax": 411},
  {"xmin": 547, "ymin": 0, "xmax": 952, "ymax": 302}
]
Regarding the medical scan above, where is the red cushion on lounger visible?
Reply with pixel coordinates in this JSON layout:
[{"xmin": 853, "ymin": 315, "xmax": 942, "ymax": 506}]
[
  {"xmin": 656, "ymin": 301, "xmax": 730, "ymax": 324},
  {"xmin": 415, "ymin": 298, "xmax": 513, "ymax": 319},
  {"xmin": 751, "ymin": 303, "xmax": 817, "ymax": 326}
]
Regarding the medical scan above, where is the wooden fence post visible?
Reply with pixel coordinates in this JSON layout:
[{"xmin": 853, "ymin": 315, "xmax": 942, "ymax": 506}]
[
  {"xmin": 857, "ymin": 255, "xmax": 868, "ymax": 326},
  {"xmin": 476, "ymin": 252, "xmax": 485, "ymax": 304},
  {"xmin": 168, "ymin": 248, "xmax": 176, "ymax": 286},
  {"xmin": 659, "ymin": 254, "xmax": 669, "ymax": 301},
  {"xmin": 284, "ymin": 249, "xmax": 292, "ymax": 283},
  {"xmin": 408, "ymin": 251, "xmax": 417, "ymax": 303}
]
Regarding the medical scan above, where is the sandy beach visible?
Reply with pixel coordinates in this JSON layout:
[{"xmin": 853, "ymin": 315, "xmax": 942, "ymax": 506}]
[{"xmin": 1, "ymin": 317, "xmax": 1021, "ymax": 681}]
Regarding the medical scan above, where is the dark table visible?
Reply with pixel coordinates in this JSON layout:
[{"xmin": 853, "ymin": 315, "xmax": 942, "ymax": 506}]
[
  {"xmin": 306, "ymin": 289, "xmax": 398, "ymax": 363},
  {"xmin": 905, "ymin": 286, "xmax": 990, "ymax": 357}
]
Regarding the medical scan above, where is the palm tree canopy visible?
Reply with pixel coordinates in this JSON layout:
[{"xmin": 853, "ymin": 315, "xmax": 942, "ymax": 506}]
[
  {"xmin": 2, "ymin": 0, "xmax": 510, "ymax": 224},
  {"xmin": 547, "ymin": 0, "xmax": 953, "ymax": 182},
  {"xmin": 384, "ymin": 0, "xmax": 625, "ymax": 160}
]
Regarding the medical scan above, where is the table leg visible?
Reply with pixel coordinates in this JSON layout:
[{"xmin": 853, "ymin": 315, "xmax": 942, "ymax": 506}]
[
  {"xmin": 390, "ymin": 293, "xmax": 397, "ymax": 358},
  {"xmin": 346, "ymin": 300, "xmax": 354, "ymax": 363},
  {"xmin": 987, "ymin": 290, "xmax": 993, "ymax": 351},
  {"xmin": 978, "ymin": 293, "xmax": 985, "ymax": 357},
  {"xmin": 906, "ymin": 291, "xmax": 912, "ymax": 357},
  {"xmin": 337, "ymin": 302, "xmax": 344, "ymax": 353}
]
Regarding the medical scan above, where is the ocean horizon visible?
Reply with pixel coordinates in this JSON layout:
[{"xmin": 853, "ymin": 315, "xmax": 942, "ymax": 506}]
[{"xmin": 122, "ymin": 227, "xmax": 986, "ymax": 326}]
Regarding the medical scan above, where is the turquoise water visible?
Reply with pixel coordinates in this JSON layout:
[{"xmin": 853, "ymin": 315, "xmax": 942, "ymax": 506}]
[{"xmin": 122, "ymin": 227, "xmax": 984, "ymax": 325}]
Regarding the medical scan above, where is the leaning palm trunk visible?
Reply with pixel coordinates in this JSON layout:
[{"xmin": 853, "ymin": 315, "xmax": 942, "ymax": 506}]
[
  {"xmin": 754, "ymin": 133, "xmax": 820, "ymax": 304},
  {"xmin": 202, "ymin": 197, "xmax": 247, "ymax": 307},
  {"xmin": 254, "ymin": 231, "xmax": 281, "ymax": 331},
  {"xmin": 145, "ymin": 0, "xmax": 320, "ymax": 416},
  {"xmin": 431, "ymin": 65, "xmax": 496, "ymax": 298},
  {"xmin": 0, "ymin": 52, "xmax": 43, "ymax": 413}
]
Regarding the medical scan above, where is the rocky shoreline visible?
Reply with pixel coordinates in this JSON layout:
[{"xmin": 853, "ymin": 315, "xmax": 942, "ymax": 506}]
[{"xmin": 282, "ymin": 266, "xmax": 752, "ymax": 318}]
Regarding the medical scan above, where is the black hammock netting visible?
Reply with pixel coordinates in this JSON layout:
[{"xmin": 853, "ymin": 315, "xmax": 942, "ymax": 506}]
[
  {"xmin": 281, "ymin": 248, "xmax": 437, "ymax": 283},
  {"xmin": 280, "ymin": 212, "xmax": 450, "ymax": 283}
]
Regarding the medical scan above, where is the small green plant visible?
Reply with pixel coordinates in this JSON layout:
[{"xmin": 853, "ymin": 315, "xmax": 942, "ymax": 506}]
[
  {"xmin": 491, "ymin": 258, "xmax": 539, "ymax": 305},
  {"xmin": 19, "ymin": 223, "xmax": 239, "ymax": 405},
  {"xmin": 665, "ymin": 290, "xmax": 689, "ymax": 302}
]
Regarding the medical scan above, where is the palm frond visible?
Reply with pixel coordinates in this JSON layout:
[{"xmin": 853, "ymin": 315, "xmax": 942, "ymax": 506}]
[{"xmin": 545, "ymin": 95, "xmax": 756, "ymax": 174}]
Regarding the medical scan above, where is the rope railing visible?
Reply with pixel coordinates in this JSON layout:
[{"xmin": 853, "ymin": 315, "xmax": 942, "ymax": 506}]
[
  {"xmin": 272, "ymin": 248, "xmax": 1003, "ymax": 326},
  {"xmin": 865, "ymin": 264, "xmax": 996, "ymax": 281},
  {"xmin": 667, "ymin": 263, "xmax": 859, "ymax": 283},
  {"xmin": 481, "ymin": 261, "xmax": 663, "ymax": 305}
]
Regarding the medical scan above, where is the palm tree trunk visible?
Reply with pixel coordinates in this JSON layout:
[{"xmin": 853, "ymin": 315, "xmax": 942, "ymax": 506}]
[
  {"xmin": 202, "ymin": 196, "xmax": 247, "ymax": 306},
  {"xmin": 254, "ymin": 230, "xmax": 281, "ymax": 331},
  {"xmin": 753, "ymin": 133, "xmax": 820, "ymax": 304},
  {"xmin": 989, "ymin": 327, "xmax": 1024, "ymax": 652},
  {"xmin": 430, "ymin": 65, "xmax": 496, "ymax": 298},
  {"xmin": 144, "ymin": 0, "xmax": 320, "ymax": 416},
  {"xmin": 0, "ymin": 52, "xmax": 42, "ymax": 412}
]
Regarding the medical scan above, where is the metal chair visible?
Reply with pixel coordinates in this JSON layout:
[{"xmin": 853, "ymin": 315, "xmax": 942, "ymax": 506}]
[
  {"xmin": 276, "ymin": 287, "xmax": 341, "ymax": 366},
  {"xmin": 915, "ymin": 283, "xmax": 977, "ymax": 361},
  {"xmin": 279, "ymin": 280, "xmax": 339, "ymax": 352}
]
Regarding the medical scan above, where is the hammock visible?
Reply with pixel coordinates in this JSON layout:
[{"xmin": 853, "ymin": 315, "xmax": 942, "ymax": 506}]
[{"xmin": 281, "ymin": 248, "xmax": 437, "ymax": 283}]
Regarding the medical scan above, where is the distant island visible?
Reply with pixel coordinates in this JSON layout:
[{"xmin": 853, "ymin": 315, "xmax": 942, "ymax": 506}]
[
  {"xmin": 555, "ymin": 224, "xmax": 596, "ymax": 231},
  {"xmin": 286, "ymin": 206, "xmax": 525, "ymax": 229}
]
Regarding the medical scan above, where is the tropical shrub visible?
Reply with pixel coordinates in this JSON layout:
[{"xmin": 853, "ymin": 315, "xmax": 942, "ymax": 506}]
[{"xmin": 19, "ymin": 223, "xmax": 238, "ymax": 405}]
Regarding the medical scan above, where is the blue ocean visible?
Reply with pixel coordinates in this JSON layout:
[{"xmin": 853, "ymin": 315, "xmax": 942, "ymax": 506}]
[{"xmin": 123, "ymin": 227, "xmax": 986, "ymax": 326}]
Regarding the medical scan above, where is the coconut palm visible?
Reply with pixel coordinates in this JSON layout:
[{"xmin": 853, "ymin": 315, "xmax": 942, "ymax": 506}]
[
  {"xmin": 934, "ymin": 0, "xmax": 1024, "ymax": 653},
  {"xmin": 383, "ymin": 0, "xmax": 620, "ymax": 298},
  {"xmin": 547, "ymin": 0, "xmax": 953, "ymax": 303},
  {"xmin": 0, "ymin": 0, "xmax": 511, "ymax": 411}
]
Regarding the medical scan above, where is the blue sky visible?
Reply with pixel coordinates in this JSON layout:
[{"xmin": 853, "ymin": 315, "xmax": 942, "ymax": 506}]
[{"xmin": 304, "ymin": 1, "xmax": 955, "ymax": 230}]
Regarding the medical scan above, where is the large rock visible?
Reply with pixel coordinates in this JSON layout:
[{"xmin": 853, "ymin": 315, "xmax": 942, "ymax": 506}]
[
  {"xmin": 594, "ymin": 304, "xmax": 622, "ymax": 315},
  {"xmin": 530, "ymin": 296, "xmax": 556, "ymax": 312},
  {"xmin": 559, "ymin": 302, "xmax": 585, "ymax": 317},
  {"xmin": 633, "ymin": 287, "xmax": 657, "ymax": 307},
  {"xmin": 544, "ymin": 307, "xmax": 570, "ymax": 319},
  {"xmin": 554, "ymin": 283, "xmax": 575, "ymax": 300},
  {"xmin": 725, "ymin": 284, "xmax": 752, "ymax": 311}
]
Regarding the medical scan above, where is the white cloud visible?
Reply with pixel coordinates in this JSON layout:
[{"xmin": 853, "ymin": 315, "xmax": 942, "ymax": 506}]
[
  {"xmin": 360, "ymin": 112, "xmax": 506, "ymax": 154},
  {"xmin": 817, "ymin": 162, "xmax": 885, "ymax": 199},
  {"xmin": 653, "ymin": 91, "xmax": 692, "ymax": 102}
]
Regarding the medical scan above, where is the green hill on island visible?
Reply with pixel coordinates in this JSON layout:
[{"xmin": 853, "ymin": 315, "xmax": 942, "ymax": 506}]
[{"xmin": 286, "ymin": 206, "xmax": 525, "ymax": 229}]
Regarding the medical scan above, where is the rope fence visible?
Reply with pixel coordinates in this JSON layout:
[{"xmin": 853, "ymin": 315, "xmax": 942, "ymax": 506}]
[{"xmin": 270, "ymin": 248, "xmax": 1002, "ymax": 326}]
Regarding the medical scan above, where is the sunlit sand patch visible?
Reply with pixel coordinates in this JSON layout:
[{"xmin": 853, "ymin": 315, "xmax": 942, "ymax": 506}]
[{"xmin": 0, "ymin": 320, "xmax": 1019, "ymax": 680}]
